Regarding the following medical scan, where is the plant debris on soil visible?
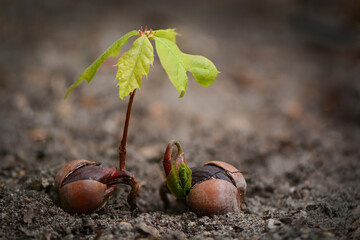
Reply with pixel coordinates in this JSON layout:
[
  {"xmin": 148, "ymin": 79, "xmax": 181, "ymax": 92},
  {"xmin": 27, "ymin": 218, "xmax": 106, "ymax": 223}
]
[{"xmin": 0, "ymin": 1, "xmax": 359, "ymax": 239}]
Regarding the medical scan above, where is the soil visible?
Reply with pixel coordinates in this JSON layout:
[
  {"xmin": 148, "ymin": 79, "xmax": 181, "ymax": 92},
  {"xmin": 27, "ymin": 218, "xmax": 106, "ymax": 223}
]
[{"xmin": 1, "ymin": 1, "xmax": 359, "ymax": 239}]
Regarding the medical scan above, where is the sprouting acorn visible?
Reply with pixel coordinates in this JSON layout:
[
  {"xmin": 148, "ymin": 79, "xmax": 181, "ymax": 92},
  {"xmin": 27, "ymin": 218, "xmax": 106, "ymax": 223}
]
[
  {"xmin": 160, "ymin": 140, "xmax": 246, "ymax": 216},
  {"xmin": 55, "ymin": 159, "xmax": 138, "ymax": 214}
]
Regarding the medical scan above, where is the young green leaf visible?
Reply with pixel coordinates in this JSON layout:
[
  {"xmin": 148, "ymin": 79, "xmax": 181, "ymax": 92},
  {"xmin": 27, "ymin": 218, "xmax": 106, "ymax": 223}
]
[
  {"xmin": 115, "ymin": 35, "xmax": 154, "ymax": 99},
  {"xmin": 155, "ymin": 37, "xmax": 188, "ymax": 97},
  {"xmin": 166, "ymin": 160, "xmax": 192, "ymax": 199},
  {"xmin": 154, "ymin": 37, "xmax": 219, "ymax": 97},
  {"xmin": 182, "ymin": 54, "xmax": 219, "ymax": 87},
  {"xmin": 154, "ymin": 29, "xmax": 177, "ymax": 43},
  {"xmin": 65, "ymin": 30, "xmax": 139, "ymax": 98},
  {"xmin": 178, "ymin": 162, "xmax": 192, "ymax": 195}
]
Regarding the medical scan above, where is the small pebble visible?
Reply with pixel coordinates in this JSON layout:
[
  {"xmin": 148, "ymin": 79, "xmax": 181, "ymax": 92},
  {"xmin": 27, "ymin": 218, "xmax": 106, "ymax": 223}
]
[
  {"xmin": 119, "ymin": 221, "xmax": 133, "ymax": 231},
  {"xmin": 265, "ymin": 219, "xmax": 283, "ymax": 231},
  {"xmin": 135, "ymin": 222, "xmax": 160, "ymax": 238}
]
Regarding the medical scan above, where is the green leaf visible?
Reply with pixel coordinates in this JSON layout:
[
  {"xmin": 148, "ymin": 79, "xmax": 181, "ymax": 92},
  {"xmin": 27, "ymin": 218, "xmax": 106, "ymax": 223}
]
[
  {"xmin": 182, "ymin": 54, "xmax": 219, "ymax": 87},
  {"xmin": 154, "ymin": 29, "xmax": 177, "ymax": 43},
  {"xmin": 166, "ymin": 161, "xmax": 192, "ymax": 199},
  {"xmin": 154, "ymin": 37, "xmax": 219, "ymax": 97},
  {"xmin": 64, "ymin": 30, "xmax": 138, "ymax": 98},
  {"xmin": 154, "ymin": 37, "xmax": 188, "ymax": 97},
  {"xmin": 115, "ymin": 35, "xmax": 154, "ymax": 99},
  {"xmin": 178, "ymin": 162, "xmax": 192, "ymax": 195}
]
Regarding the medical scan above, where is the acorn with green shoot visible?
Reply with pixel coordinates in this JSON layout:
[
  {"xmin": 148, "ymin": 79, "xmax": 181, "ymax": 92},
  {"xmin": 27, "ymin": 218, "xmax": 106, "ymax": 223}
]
[{"xmin": 160, "ymin": 140, "xmax": 247, "ymax": 216}]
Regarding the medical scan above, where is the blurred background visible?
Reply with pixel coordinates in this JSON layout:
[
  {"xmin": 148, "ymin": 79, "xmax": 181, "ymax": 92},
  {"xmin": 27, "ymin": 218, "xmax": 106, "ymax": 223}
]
[
  {"xmin": 1, "ymin": 0, "xmax": 359, "ymax": 162},
  {"xmin": 0, "ymin": 0, "xmax": 359, "ymax": 238}
]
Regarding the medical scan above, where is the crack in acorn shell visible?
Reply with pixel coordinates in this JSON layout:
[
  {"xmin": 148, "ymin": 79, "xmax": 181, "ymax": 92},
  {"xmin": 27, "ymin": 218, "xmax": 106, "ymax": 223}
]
[
  {"xmin": 61, "ymin": 162, "xmax": 102, "ymax": 187},
  {"xmin": 62, "ymin": 164, "xmax": 115, "ymax": 187},
  {"xmin": 191, "ymin": 165, "xmax": 234, "ymax": 188},
  {"xmin": 54, "ymin": 159, "xmax": 101, "ymax": 190}
]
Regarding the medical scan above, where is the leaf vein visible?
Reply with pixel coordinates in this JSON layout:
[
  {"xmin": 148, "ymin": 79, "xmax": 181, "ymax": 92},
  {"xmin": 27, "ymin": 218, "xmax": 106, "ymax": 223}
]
[{"xmin": 155, "ymin": 37, "xmax": 186, "ymax": 70}]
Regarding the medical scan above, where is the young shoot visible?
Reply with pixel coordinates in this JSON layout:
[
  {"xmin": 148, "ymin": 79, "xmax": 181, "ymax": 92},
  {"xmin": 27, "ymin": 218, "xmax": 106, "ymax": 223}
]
[{"xmin": 65, "ymin": 27, "xmax": 219, "ymax": 172}]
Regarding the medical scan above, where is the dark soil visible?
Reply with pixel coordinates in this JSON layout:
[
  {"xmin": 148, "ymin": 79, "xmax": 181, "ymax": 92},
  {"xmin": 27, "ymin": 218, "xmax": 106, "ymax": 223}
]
[{"xmin": 1, "ymin": 1, "xmax": 359, "ymax": 239}]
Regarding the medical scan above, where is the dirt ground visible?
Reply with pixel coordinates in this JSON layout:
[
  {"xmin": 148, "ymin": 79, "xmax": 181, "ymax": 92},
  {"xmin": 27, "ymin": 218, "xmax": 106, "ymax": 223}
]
[{"xmin": 1, "ymin": 1, "xmax": 360, "ymax": 239}]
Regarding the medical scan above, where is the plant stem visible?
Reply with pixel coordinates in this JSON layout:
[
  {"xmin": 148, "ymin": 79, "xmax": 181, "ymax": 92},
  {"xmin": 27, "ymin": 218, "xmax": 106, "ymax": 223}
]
[
  {"xmin": 118, "ymin": 89, "xmax": 136, "ymax": 171},
  {"xmin": 162, "ymin": 140, "xmax": 184, "ymax": 176}
]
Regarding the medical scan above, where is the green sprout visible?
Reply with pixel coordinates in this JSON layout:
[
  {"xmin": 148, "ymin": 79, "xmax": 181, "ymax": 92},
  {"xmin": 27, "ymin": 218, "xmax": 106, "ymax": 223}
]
[
  {"xmin": 163, "ymin": 140, "xmax": 192, "ymax": 199},
  {"xmin": 65, "ymin": 27, "xmax": 219, "ymax": 173}
]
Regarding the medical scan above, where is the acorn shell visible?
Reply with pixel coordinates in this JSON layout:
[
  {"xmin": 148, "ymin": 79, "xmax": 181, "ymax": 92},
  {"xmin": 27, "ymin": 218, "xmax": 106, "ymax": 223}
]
[
  {"xmin": 58, "ymin": 179, "xmax": 107, "ymax": 214},
  {"xmin": 186, "ymin": 179, "xmax": 241, "ymax": 215},
  {"xmin": 54, "ymin": 159, "xmax": 100, "ymax": 191},
  {"xmin": 204, "ymin": 161, "xmax": 246, "ymax": 202},
  {"xmin": 185, "ymin": 161, "xmax": 247, "ymax": 215}
]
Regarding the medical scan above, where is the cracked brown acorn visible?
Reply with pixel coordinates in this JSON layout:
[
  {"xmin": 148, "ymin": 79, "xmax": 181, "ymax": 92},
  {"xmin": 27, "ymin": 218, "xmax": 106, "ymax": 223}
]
[
  {"xmin": 160, "ymin": 140, "xmax": 247, "ymax": 216},
  {"xmin": 55, "ymin": 159, "xmax": 138, "ymax": 214}
]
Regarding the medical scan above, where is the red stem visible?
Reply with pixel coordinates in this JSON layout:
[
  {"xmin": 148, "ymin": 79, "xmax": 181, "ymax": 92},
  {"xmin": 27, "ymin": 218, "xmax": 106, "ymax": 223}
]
[
  {"xmin": 118, "ymin": 90, "xmax": 136, "ymax": 171},
  {"xmin": 162, "ymin": 140, "xmax": 184, "ymax": 176},
  {"xmin": 104, "ymin": 170, "xmax": 133, "ymax": 186}
]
